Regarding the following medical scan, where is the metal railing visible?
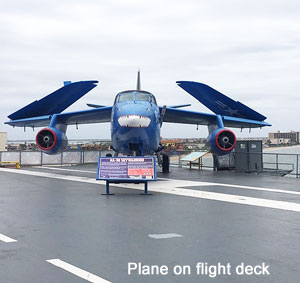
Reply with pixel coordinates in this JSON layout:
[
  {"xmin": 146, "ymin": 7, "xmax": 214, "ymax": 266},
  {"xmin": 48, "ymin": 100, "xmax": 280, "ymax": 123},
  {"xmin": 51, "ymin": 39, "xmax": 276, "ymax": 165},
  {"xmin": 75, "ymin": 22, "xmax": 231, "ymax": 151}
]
[
  {"xmin": 0, "ymin": 150, "xmax": 114, "ymax": 166},
  {"xmin": 169, "ymin": 151, "xmax": 300, "ymax": 178},
  {"xmin": 0, "ymin": 150, "xmax": 299, "ymax": 178},
  {"xmin": 261, "ymin": 152, "xmax": 299, "ymax": 178}
]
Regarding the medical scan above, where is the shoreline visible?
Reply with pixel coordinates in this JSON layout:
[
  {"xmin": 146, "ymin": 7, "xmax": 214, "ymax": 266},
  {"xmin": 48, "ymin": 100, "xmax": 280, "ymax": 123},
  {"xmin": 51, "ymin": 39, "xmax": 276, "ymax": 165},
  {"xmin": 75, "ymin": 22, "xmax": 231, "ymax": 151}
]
[{"xmin": 264, "ymin": 144, "xmax": 300, "ymax": 152}]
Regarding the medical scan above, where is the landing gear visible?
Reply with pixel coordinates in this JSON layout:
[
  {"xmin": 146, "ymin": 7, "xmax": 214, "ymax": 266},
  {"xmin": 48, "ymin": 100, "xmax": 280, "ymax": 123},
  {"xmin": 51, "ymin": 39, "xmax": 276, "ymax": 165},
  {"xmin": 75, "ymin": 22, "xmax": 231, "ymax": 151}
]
[
  {"xmin": 106, "ymin": 150, "xmax": 118, "ymax": 157},
  {"xmin": 162, "ymin": 153, "xmax": 170, "ymax": 173},
  {"xmin": 156, "ymin": 148, "xmax": 170, "ymax": 173},
  {"xmin": 129, "ymin": 143, "xmax": 143, "ymax": 157}
]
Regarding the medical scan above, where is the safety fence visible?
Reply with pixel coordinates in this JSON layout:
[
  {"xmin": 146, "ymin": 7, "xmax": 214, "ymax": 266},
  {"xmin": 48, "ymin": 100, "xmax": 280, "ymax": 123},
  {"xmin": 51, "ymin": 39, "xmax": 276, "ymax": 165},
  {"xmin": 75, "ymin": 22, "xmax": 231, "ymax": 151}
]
[
  {"xmin": 169, "ymin": 151, "xmax": 300, "ymax": 178},
  {"xmin": 0, "ymin": 150, "xmax": 299, "ymax": 178},
  {"xmin": 0, "ymin": 150, "xmax": 113, "ymax": 166},
  {"xmin": 261, "ymin": 152, "xmax": 300, "ymax": 178}
]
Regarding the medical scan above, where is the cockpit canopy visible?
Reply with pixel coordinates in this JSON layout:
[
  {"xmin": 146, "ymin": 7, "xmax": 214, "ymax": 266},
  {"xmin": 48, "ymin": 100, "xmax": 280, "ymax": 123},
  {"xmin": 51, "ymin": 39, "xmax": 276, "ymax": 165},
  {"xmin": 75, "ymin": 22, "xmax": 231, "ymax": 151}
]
[{"xmin": 114, "ymin": 91, "xmax": 157, "ymax": 105}]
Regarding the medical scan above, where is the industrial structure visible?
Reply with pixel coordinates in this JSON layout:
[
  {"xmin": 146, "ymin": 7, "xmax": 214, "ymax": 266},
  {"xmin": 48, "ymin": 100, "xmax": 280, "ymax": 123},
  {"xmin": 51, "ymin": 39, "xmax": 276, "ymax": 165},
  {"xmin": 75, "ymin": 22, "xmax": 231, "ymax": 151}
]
[
  {"xmin": 268, "ymin": 131, "xmax": 300, "ymax": 145},
  {"xmin": 0, "ymin": 132, "xmax": 7, "ymax": 151}
]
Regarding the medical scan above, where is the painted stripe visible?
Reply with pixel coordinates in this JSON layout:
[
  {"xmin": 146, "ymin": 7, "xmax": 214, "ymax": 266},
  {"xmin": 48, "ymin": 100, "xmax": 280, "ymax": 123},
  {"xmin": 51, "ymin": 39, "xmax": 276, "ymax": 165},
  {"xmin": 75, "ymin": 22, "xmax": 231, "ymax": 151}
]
[
  {"xmin": 0, "ymin": 233, "xmax": 17, "ymax": 243},
  {"xmin": 158, "ymin": 178, "xmax": 300, "ymax": 196},
  {"xmin": 36, "ymin": 167, "xmax": 300, "ymax": 197},
  {"xmin": 46, "ymin": 259, "xmax": 111, "ymax": 283},
  {"xmin": 148, "ymin": 233, "xmax": 183, "ymax": 239},
  {"xmin": 146, "ymin": 186, "xmax": 300, "ymax": 213},
  {"xmin": 0, "ymin": 167, "xmax": 101, "ymax": 185},
  {"xmin": 35, "ymin": 166, "xmax": 96, "ymax": 174},
  {"xmin": 1, "ymin": 167, "xmax": 300, "ymax": 213}
]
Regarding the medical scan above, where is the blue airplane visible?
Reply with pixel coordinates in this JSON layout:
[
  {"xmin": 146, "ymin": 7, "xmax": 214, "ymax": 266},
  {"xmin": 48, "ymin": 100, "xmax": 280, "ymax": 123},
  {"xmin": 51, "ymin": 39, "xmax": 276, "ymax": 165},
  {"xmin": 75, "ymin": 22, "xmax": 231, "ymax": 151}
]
[{"xmin": 5, "ymin": 72, "xmax": 271, "ymax": 171}]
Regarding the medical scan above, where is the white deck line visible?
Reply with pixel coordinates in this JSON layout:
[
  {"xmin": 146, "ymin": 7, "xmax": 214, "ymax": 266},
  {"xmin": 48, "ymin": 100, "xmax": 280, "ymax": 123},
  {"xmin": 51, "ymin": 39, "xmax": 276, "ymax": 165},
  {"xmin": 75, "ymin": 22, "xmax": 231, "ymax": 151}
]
[
  {"xmin": 1, "ymin": 167, "xmax": 300, "ymax": 212},
  {"xmin": 35, "ymin": 166, "xmax": 96, "ymax": 174},
  {"xmin": 35, "ymin": 167, "xmax": 300, "ymax": 197},
  {"xmin": 46, "ymin": 259, "xmax": 111, "ymax": 283},
  {"xmin": 148, "ymin": 233, "xmax": 183, "ymax": 239},
  {"xmin": 0, "ymin": 233, "xmax": 17, "ymax": 243}
]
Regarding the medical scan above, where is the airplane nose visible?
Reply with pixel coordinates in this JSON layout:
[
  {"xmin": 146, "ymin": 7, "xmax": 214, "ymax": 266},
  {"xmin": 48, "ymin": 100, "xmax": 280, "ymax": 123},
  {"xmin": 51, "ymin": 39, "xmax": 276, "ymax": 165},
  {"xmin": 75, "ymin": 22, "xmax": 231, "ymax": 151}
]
[{"xmin": 118, "ymin": 115, "xmax": 151, "ymax": 128}]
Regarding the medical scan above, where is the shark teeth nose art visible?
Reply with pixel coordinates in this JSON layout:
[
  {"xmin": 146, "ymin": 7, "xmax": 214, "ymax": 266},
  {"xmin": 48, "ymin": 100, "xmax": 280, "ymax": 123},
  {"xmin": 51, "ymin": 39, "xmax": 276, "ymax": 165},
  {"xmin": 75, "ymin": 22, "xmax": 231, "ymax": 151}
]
[{"xmin": 118, "ymin": 115, "xmax": 151, "ymax": 128}]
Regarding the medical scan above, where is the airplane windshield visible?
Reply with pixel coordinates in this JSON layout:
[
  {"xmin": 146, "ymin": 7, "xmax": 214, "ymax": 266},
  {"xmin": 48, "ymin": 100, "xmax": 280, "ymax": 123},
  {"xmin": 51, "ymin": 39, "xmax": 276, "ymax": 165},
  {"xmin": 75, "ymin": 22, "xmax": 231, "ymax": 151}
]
[
  {"xmin": 116, "ymin": 91, "xmax": 157, "ymax": 105},
  {"xmin": 136, "ymin": 92, "xmax": 157, "ymax": 104},
  {"xmin": 118, "ymin": 92, "xmax": 134, "ymax": 102},
  {"xmin": 135, "ymin": 93, "xmax": 151, "ymax": 101}
]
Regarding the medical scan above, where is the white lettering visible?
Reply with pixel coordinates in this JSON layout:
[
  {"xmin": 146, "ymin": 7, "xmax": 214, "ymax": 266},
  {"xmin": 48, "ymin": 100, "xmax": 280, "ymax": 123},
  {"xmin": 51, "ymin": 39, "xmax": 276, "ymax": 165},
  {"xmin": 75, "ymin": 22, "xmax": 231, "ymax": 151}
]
[
  {"xmin": 236, "ymin": 263, "xmax": 270, "ymax": 276},
  {"xmin": 128, "ymin": 262, "xmax": 169, "ymax": 275},
  {"xmin": 128, "ymin": 263, "xmax": 137, "ymax": 275},
  {"xmin": 173, "ymin": 265, "xmax": 191, "ymax": 275},
  {"xmin": 196, "ymin": 262, "xmax": 231, "ymax": 277}
]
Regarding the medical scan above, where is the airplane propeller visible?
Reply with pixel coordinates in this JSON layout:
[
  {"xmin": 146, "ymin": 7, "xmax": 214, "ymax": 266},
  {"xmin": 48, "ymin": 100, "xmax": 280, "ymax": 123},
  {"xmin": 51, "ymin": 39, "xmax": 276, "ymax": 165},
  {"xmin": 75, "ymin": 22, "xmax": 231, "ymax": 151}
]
[
  {"xmin": 217, "ymin": 131, "xmax": 235, "ymax": 149},
  {"xmin": 37, "ymin": 130, "xmax": 55, "ymax": 148}
]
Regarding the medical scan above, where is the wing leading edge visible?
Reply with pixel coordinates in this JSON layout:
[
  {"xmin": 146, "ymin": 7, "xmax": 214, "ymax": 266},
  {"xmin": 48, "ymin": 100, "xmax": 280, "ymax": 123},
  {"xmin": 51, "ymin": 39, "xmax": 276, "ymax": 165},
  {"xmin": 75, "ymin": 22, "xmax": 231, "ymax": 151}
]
[{"xmin": 160, "ymin": 107, "xmax": 271, "ymax": 128}]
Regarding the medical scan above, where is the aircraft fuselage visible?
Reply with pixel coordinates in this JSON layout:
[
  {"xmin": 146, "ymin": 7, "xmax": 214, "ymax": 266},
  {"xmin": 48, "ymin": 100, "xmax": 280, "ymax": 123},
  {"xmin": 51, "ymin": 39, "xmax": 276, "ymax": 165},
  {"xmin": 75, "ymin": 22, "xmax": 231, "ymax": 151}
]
[{"xmin": 111, "ymin": 90, "xmax": 161, "ymax": 156}]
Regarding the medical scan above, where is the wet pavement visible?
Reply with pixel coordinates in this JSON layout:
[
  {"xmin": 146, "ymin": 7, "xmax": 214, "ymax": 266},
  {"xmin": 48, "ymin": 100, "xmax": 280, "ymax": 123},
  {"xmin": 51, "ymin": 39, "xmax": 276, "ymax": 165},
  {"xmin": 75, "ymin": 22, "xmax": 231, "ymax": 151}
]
[{"xmin": 1, "ymin": 165, "xmax": 300, "ymax": 283}]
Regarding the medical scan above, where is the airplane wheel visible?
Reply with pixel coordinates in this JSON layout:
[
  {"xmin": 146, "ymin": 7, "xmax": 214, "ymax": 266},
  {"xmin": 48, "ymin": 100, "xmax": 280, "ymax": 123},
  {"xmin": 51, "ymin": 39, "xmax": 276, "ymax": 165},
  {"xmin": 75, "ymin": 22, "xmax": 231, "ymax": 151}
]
[{"xmin": 162, "ymin": 154, "xmax": 169, "ymax": 173}]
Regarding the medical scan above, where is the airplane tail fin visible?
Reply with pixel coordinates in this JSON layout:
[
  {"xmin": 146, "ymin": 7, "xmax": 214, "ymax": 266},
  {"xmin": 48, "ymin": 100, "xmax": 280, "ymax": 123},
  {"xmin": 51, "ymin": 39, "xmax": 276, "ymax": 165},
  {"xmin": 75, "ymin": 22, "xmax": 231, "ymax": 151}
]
[
  {"xmin": 8, "ymin": 81, "xmax": 98, "ymax": 120},
  {"xmin": 176, "ymin": 81, "xmax": 266, "ymax": 121}
]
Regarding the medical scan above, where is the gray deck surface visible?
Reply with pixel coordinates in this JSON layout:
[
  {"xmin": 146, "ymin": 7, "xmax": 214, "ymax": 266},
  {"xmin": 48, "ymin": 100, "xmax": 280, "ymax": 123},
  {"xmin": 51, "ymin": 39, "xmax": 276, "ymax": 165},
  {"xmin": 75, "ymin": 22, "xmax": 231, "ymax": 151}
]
[{"xmin": 1, "ymin": 165, "xmax": 300, "ymax": 283}]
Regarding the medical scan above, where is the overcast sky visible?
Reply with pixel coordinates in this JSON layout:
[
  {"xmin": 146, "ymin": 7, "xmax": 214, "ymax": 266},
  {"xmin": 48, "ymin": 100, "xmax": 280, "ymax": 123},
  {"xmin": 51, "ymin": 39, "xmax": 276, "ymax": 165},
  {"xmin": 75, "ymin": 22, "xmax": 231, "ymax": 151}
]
[{"xmin": 1, "ymin": 0, "xmax": 299, "ymax": 140}]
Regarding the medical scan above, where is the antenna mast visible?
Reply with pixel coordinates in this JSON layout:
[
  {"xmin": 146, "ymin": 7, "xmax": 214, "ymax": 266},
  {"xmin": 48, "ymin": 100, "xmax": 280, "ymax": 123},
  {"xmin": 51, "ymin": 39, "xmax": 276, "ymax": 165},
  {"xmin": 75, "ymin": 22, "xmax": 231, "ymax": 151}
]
[{"xmin": 136, "ymin": 70, "xmax": 141, "ymax": 90}]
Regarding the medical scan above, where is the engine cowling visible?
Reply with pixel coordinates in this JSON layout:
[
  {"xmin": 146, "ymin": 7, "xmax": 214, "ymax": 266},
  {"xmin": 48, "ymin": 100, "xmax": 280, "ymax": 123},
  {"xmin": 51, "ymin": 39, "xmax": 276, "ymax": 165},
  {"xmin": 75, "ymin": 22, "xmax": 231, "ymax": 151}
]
[
  {"xmin": 206, "ymin": 128, "xmax": 237, "ymax": 156},
  {"xmin": 36, "ymin": 127, "xmax": 68, "ymax": 154}
]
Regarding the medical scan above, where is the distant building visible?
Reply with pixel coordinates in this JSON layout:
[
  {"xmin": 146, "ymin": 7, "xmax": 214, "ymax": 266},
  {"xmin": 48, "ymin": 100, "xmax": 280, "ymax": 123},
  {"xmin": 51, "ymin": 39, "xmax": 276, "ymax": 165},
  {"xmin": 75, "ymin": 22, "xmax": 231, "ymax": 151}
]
[
  {"xmin": 268, "ymin": 131, "xmax": 300, "ymax": 145},
  {"xmin": 0, "ymin": 132, "xmax": 7, "ymax": 151}
]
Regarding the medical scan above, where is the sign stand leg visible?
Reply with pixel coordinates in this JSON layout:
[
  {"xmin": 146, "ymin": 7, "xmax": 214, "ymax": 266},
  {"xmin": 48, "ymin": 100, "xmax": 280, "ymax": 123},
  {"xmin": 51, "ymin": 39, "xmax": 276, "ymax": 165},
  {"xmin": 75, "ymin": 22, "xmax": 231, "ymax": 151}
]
[
  {"xmin": 140, "ymin": 181, "xmax": 152, "ymax": 195},
  {"xmin": 102, "ymin": 181, "xmax": 115, "ymax": 195}
]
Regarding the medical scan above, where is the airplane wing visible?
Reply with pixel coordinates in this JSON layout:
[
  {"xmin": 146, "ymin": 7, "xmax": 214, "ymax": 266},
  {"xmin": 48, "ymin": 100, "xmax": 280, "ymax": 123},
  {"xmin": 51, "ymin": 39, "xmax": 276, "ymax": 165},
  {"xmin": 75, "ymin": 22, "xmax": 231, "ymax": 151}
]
[
  {"xmin": 5, "ymin": 80, "xmax": 112, "ymax": 129},
  {"xmin": 5, "ymin": 79, "xmax": 270, "ymax": 130},
  {"xmin": 160, "ymin": 107, "xmax": 271, "ymax": 128},
  {"xmin": 7, "ymin": 105, "xmax": 269, "ymax": 129},
  {"xmin": 162, "ymin": 81, "xmax": 271, "ymax": 128},
  {"xmin": 8, "ymin": 81, "xmax": 98, "ymax": 120},
  {"xmin": 177, "ymin": 81, "xmax": 267, "ymax": 121},
  {"xmin": 5, "ymin": 106, "xmax": 112, "ymax": 128}
]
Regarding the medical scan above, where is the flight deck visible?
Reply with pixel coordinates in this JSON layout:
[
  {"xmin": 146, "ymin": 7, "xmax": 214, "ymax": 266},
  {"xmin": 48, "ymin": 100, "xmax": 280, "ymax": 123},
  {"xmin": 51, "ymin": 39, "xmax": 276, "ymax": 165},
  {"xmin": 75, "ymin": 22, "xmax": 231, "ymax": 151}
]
[{"xmin": 1, "ymin": 165, "xmax": 300, "ymax": 283}]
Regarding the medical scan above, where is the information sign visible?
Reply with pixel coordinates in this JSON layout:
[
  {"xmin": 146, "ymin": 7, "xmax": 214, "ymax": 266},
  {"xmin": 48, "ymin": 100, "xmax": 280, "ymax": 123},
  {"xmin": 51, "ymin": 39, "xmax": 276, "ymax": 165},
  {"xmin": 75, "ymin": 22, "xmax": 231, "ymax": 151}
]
[
  {"xmin": 180, "ymin": 151, "xmax": 208, "ymax": 162},
  {"xmin": 97, "ymin": 156, "xmax": 157, "ymax": 181}
]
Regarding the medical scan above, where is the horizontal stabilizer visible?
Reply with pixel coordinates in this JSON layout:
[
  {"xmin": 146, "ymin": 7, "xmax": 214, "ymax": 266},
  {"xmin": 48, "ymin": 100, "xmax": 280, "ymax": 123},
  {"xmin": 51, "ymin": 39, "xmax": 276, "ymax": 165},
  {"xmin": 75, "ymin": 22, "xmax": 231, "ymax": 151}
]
[
  {"xmin": 177, "ymin": 81, "xmax": 266, "ymax": 121},
  {"xmin": 86, "ymin": 103, "xmax": 106, "ymax": 108},
  {"xmin": 8, "ymin": 80, "xmax": 98, "ymax": 120},
  {"xmin": 167, "ymin": 104, "xmax": 191, "ymax": 109}
]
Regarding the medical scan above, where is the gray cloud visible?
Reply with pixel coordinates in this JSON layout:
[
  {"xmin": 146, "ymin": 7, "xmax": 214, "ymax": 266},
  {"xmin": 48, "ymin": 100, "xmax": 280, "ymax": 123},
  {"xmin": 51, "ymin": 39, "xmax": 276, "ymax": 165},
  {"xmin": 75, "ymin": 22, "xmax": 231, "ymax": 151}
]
[{"xmin": 1, "ymin": 0, "xmax": 300, "ymax": 140}]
